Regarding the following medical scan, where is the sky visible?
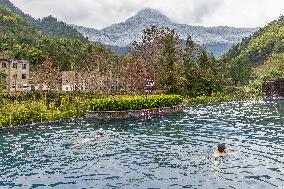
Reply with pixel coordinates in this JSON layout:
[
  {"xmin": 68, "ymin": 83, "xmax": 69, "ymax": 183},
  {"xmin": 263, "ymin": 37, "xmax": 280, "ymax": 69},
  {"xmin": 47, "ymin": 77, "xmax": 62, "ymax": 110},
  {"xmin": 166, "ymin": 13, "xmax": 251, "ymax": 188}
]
[{"xmin": 10, "ymin": 0, "xmax": 284, "ymax": 29}]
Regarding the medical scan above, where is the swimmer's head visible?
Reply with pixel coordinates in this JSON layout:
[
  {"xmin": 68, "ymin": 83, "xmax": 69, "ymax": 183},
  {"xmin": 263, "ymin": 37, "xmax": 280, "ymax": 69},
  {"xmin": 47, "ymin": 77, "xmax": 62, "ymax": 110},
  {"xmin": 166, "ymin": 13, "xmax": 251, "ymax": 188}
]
[
  {"xmin": 218, "ymin": 143, "xmax": 226, "ymax": 153},
  {"xmin": 98, "ymin": 128, "xmax": 104, "ymax": 135}
]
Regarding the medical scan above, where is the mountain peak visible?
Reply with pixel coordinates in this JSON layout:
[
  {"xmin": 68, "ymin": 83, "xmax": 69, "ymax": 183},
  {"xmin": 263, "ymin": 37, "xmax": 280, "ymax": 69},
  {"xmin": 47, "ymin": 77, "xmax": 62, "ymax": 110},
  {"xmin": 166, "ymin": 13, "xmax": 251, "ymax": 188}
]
[{"xmin": 126, "ymin": 8, "xmax": 171, "ymax": 23}]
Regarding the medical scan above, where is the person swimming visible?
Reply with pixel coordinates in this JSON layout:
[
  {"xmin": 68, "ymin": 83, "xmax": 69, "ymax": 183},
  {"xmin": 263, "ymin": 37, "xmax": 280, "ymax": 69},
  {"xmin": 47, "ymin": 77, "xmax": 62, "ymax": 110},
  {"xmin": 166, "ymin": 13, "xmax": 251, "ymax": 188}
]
[
  {"xmin": 96, "ymin": 128, "xmax": 106, "ymax": 138},
  {"xmin": 213, "ymin": 143, "xmax": 227, "ymax": 158},
  {"xmin": 72, "ymin": 128, "xmax": 106, "ymax": 145}
]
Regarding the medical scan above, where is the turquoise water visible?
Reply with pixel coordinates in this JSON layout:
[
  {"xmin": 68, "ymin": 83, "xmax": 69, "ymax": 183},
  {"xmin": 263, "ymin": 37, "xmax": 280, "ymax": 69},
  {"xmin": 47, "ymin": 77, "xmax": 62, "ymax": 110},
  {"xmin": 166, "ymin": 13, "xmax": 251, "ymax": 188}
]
[{"xmin": 1, "ymin": 100, "xmax": 284, "ymax": 188}]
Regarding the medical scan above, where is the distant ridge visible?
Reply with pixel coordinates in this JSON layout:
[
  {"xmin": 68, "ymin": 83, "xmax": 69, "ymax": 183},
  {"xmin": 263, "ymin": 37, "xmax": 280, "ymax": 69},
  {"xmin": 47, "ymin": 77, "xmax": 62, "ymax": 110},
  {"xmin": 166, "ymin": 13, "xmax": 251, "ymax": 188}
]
[{"xmin": 73, "ymin": 8, "xmax": 258, "ymax": 56}]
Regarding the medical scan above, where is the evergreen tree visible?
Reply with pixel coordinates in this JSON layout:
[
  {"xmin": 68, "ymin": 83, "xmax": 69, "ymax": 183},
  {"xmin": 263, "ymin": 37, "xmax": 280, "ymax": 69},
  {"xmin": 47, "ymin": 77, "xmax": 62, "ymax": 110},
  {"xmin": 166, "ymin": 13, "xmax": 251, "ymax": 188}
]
[
  {"xmin": 230, "ymin": 56, "xmax": 252, "ymax": 86},
  {"xmin": 183, "ymin": 36, "xmax": 199, "ymax": 97},
  {"xmin": 197, "ymin": 50, "xmax": 222, "ymax": 96},
  {"xmin": 160, "ymin": 30, "xmax": 179, "ymax": 93}
]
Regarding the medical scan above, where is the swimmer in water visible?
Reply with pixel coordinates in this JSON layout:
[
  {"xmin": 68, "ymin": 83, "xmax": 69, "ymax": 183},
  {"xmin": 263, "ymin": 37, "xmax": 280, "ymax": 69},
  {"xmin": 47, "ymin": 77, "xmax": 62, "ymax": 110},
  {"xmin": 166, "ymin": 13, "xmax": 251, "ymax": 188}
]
[
  {"xmin": 213, "ymin": 143, "xmax": 226, "ymax": 158},
  {"xmin": 95, "ymin": 128, "xmax": 106, "ymax": 138},
  {"xmin": 72, "ymin": 128, "xmax": 106, "ymax": 145}
]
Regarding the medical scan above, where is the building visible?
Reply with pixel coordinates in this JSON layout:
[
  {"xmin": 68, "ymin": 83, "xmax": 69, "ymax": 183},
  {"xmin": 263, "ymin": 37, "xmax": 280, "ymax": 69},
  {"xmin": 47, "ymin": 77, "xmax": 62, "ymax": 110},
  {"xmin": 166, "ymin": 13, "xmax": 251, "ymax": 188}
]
[
  {"xmin": 263, "ymin": 79, "xmax": 284, "ymax": 99},
  {"xmin": 0, "ymin": 58, "xmax": 31, "ymax": 93}
]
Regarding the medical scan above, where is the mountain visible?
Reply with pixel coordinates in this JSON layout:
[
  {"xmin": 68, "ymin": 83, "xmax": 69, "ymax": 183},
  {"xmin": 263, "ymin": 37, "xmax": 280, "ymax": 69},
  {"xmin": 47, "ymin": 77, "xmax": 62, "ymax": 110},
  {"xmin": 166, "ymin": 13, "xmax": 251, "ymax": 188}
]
[
  {"xmin": 0, "ymin": 0, "xmax": 34, "ymax": 23},
  {"xmin": 222, "ymin": 16, "xmax": 284, "ymax": 66},
  {"xmin": 0, "ymin": 3, "xmax": 93, "ymax": 70},
  {"xmin": 73, "ymin": 8, "xmax": 258, "ymax": 56},
  {"xmin": 0, "ymin": 0, "xmax": 86, "ymax": 41},
  {"xmin": 36, "ymin": 16, "xmax": 87, "ymax": 41}
]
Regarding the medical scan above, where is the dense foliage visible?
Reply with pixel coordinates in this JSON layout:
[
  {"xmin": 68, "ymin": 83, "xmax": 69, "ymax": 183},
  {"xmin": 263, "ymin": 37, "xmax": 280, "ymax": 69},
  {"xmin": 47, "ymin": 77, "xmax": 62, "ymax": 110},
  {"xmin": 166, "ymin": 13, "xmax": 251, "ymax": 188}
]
[
  {"xmin": 130, "ymin": 27, "xmax": 224, "ymax": 97},
  {"xmin": 253, "ymin": 53, "xmax": 284, "ymax": 80},
  {"xmin": 36, "ymin": 16, "xmax": 87, "ymax": 41},
  {"xmin": 250, "ymin": 53, "xmax": 284, "ymax": 94},
  {"xmin": 0, "ymin": 0, "xmax": 86, "ymax": 41},
  {"xmin": 0, "ymin": 4, "xmax": 92, "ymax": 69},
  {"xmin": 90, "ymin": 95, "xmax": 182, "ymax": 111},
  {"xmin": 223, "ymin": 16, "xmax": 284, "ymax": 65},
  {"xmin": 0, "ymin": 94, "xmax": 182, "ymax": 127},
  {"xmin": 222, "ymin": 16, "xmax": 284, "ymax": 86}
]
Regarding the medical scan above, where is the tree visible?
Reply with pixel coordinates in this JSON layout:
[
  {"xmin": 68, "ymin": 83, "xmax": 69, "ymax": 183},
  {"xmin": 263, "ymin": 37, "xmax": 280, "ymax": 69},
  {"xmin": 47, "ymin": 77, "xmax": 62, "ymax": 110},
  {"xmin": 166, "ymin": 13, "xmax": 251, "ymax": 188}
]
[
  {"xmin": 160, "ymin": 30, "xmax": 180, "ymax": 93},
  {"xmin": 130, "ymin": 26, "xmax": 182, "ymax": 94},
  {"xmin": 230, "ymin": 56, "xmax": 252, "ymax": 86},
  {"xmin": 30, "ymin": 61, "xmax": 61, "ymax": 91},
  {"xmin": 196, "ymin": 50, "xmax": 222, "ymax": 96}
]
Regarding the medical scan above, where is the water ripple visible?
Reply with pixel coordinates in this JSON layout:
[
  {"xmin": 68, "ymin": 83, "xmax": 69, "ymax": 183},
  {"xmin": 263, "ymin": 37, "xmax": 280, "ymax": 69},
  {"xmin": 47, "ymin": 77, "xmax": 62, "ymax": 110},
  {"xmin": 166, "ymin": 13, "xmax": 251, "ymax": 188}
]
[{"xmin": 1, "ymin": 100, "xmax": 284, "ymax": 188}]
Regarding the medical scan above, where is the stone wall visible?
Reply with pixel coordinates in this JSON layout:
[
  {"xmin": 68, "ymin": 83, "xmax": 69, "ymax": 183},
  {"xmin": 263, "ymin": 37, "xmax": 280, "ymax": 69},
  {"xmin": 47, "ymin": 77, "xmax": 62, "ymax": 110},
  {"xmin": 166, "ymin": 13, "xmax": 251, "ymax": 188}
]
[
  {"xmin": 263, "ymin": 79, "xmax": 284, "ymax": 98},
  {"xmin": 86, "ymin": 106, "xmax": 184, "ymax": 121}
]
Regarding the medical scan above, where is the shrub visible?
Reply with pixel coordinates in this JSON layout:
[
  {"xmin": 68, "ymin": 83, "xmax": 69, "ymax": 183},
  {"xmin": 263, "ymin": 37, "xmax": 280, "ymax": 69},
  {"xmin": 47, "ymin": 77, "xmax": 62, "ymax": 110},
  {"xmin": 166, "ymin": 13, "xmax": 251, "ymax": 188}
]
[
  {"xmin": 0, "ymin": 94, "xmax": 183, "ymax": 127},
  {"xmin": 90, "ymin": 95, "xmax": 183, "ymax": 111}
]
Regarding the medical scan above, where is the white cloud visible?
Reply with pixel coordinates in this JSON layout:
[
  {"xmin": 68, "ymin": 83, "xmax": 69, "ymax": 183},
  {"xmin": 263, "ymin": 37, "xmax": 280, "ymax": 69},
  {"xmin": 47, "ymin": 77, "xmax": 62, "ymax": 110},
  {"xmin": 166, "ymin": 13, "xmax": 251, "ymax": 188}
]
[{"xmin": 9, "ymin": 0, "xmax": 284, "ymax": 29}]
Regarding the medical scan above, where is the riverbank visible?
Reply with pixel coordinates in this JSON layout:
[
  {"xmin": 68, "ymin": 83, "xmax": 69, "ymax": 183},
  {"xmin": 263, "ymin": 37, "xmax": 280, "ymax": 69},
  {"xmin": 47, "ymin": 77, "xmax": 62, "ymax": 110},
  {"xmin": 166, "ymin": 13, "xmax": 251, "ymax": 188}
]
[
  {"xmin": 0, "ymin": 94, "xmax": 183, "ymax": 127},
  {"xmin": 0, "ymin": 91, "xmax": 263, "ymax": 128},
  {"xmin": 184, "ymin": 92, "xmax": 263, "ymax": 106}
]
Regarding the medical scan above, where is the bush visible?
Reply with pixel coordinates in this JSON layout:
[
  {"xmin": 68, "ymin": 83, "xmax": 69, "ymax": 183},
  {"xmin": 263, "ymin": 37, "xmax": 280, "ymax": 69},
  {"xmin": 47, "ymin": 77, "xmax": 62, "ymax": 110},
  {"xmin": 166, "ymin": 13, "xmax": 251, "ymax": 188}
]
[
  {"xmin": 90, "ymin": 95, "xmax": 183, "ymax": 111},
  {"xmin": 0, "ymin": 94, "xmax": 183, "ymax": 127}
]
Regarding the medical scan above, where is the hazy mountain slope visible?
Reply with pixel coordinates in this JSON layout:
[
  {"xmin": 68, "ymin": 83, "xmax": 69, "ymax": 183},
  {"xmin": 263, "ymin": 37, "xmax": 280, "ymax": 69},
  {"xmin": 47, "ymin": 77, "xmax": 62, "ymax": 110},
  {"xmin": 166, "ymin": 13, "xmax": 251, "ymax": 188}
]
[
  {"xmin": 0, "ymin": 4, "xmax": 93, "ymax": 70},
  {"xmin": 0, "ymin": 0, "xmax": 86, "ymax": 41},
  {"xmin": 222, "ymin": 16, "xmax": 284, "ymax": 66},
  {"xmin": 74, "ymin": 8, "xmax": 258, "ymax": 56},
  {"xmin": 0, "ymin": 0, "xmax": 35, "ymax": 23}
]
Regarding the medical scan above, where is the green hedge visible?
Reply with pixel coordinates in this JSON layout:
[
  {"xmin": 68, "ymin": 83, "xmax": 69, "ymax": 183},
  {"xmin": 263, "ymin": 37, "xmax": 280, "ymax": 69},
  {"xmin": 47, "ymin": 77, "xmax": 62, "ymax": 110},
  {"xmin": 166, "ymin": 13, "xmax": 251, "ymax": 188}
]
[
  {"xmin": 90, "ymin": 95, "xmax": 183, "ymax": 111},
  {"xmin": 0, "ymin": 94, "xmax": 183, "ymax": 127}
]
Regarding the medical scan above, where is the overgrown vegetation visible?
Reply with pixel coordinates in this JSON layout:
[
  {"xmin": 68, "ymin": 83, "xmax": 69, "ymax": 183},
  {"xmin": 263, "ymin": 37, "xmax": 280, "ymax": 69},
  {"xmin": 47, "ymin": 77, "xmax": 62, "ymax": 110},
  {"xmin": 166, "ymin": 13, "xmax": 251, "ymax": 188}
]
[
  {"xmin": 222, "ymin": 16, "xmax": 284, "ymax": 87},
  {"xmin": 0, "ymin": 0, "xmax": 86, "ymax": 41},
  {"xmin": 0, "ymin": 4, "xmax": 92, "ymax": 69},
  {"xmin": 130, "ymin": 27, "xmax": 224, "ymax": 97},
  {"xmin": 90, "ymin": 95, "xmax": 182, "ymax": 111},
  {"xmin": 0, "ymin": 94, "xmax": 182, "ymax": 127}
]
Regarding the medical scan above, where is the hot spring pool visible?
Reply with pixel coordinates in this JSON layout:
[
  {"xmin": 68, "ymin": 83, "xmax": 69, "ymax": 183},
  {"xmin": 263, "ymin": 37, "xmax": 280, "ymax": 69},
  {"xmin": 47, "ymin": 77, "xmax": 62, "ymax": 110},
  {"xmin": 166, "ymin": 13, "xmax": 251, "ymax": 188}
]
[{"xmin": 1, "ymin": 100, "xmax": 284, "ymax": 188}]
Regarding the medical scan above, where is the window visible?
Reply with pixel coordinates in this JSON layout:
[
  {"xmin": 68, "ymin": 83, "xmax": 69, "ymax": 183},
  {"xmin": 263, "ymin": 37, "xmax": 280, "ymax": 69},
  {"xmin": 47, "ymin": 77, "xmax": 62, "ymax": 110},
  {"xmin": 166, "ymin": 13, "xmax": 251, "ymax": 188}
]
[
  {"xmin": 12, "ymin": 63, "xmax": 17, "ymax": 69},
  {"xmin": 22, "ymin": 64, "xmax": 27, "ymax": 69},
  {"xmin": 2, "ymin": 62, "xmax": 7, "ymax": 68},
  {"xmin": 18, "ymin": 84, "xmax": 23, "ymax": 89},
  {"xmin": 22, "ymin": 74, "xmax": 27, "ymax": 80},
  {"xmin": 12, "ymin": 74, "xmax": 17, "ymax": 79},
  {"xmin": 66, "ymin": 87, "xmax": 69, "ymax": 91},
  {"xmin": 11, "ymin": 85, "xmax": 16, "ymax": 89}
]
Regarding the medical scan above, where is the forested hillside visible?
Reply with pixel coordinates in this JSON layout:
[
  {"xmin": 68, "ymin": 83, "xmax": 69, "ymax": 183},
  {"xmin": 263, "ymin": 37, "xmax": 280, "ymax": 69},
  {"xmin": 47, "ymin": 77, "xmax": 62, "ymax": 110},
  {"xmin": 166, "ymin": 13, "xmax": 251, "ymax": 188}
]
[
  {"xmin": 0, "ymin": 0, "xmax": 86, "ymax": 41},
  {"xmin": 221, "ymin": 16, "xmax": 284, "ymax": 87},
  {"xmin": 223, "ymin": 16, "xmax": 284, "ymax": 65},
  {"xmin": 0, "ymin": 4, "xmax": 93, "ymax": 70}
]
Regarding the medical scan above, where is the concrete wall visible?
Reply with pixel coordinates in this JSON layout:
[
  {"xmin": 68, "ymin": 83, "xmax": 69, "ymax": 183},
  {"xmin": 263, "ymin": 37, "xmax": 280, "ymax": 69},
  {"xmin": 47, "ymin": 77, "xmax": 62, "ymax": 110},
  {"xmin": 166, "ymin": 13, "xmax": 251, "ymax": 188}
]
[{"xmin": 87, "ymin": 106, "xmax": 184, "ymax": 121}]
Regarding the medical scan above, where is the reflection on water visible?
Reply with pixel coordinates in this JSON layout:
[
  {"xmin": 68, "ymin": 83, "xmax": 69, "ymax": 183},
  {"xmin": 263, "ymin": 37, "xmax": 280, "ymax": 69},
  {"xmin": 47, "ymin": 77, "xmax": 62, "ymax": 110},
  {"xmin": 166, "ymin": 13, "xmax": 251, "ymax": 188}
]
[{"xmin": 1, "ymin": 100, "xmax": 284, "ymax": 188}]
